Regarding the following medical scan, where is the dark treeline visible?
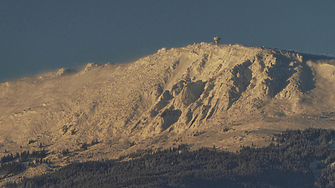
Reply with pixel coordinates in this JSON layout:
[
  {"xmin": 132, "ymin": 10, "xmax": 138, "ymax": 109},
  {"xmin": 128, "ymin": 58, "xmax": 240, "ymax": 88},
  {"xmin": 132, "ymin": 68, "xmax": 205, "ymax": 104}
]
[
  {"xmin": 6, "ymin": 128, "xmax": 335, "ymax": 188},
  {"xmin": 0, "ymin": 149, "xmax": 48, "ymax": 178}
]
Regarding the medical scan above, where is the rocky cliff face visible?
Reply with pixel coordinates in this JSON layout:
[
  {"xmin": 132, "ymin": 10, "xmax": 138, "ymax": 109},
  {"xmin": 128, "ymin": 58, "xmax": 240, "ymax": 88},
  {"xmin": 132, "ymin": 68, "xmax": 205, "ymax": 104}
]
[{"xmin": 1, "ymin": 43, "xmax": 335, "ymax": 174}]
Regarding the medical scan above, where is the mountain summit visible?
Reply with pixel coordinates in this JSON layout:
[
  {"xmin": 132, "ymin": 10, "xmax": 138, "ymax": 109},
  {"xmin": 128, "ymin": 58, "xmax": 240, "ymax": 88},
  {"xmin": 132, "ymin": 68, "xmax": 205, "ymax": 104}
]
[{"xmin": 1, "ymin": 43, "xmax": 335, "ymax": 179}]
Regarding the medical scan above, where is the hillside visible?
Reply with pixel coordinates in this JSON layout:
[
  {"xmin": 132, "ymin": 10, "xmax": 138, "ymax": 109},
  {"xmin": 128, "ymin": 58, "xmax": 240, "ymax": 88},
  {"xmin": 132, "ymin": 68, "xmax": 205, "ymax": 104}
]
[
  {"xmin": 1, "ymin": 43, "xmax": 335, "ymax": 183},
  {"xmin": 6, "ymin": 128, "xmax": 335, "ymax": 188}
]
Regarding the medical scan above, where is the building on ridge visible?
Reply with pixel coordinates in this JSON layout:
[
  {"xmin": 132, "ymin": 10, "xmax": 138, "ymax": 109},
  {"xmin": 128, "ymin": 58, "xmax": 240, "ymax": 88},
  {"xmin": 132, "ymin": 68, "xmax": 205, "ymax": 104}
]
[{"xmin": 214, "ymin": 36, "xmax": 221, "ymax": 44}]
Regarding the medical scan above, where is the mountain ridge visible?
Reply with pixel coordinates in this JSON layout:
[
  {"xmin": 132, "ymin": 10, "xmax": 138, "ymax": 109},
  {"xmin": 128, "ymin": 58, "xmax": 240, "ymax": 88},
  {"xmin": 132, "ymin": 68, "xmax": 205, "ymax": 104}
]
[{"xmin": 1, "ymin": 42, "xmax": 335, "ymax": 183}]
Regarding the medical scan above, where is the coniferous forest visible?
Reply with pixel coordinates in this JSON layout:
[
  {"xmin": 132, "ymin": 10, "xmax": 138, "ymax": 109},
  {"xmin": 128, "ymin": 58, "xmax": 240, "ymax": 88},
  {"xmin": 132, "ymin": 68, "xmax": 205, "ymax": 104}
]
[{"xmin": 5, "ymin": 128, "xmax": 335, "ymax": 188}]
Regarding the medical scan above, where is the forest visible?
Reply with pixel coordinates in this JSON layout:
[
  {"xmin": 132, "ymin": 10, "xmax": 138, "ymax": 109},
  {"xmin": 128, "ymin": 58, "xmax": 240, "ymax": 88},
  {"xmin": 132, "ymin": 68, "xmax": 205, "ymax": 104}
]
[
  {"xmin": 5, "ymin": 128, "xmax": 335, "ymax": 188},
  {"xmin": 0, "ymin": 149, "xmax": 49, "ymax": 179}
]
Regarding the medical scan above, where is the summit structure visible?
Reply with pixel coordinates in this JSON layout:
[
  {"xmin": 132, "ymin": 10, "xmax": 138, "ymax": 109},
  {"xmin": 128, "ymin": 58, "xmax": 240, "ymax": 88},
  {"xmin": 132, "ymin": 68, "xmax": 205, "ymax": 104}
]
[{"xmin": 214, "ymin": 36, "xmax": 221, "ymax": 44}]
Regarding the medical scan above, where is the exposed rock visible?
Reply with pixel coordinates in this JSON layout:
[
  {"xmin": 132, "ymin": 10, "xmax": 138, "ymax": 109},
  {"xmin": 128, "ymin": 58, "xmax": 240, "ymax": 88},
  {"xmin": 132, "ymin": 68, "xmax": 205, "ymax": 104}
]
[{"xmin": 1, "ymin": 43, "xmax": 335, "ymax": 182}]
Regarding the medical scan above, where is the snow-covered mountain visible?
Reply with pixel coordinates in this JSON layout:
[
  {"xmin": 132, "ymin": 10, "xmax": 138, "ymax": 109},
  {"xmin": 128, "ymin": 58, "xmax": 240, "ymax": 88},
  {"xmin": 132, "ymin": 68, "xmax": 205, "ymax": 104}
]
[{"xmin": 1, "ymin": 42, "xmax": 335, "ymax": 181}]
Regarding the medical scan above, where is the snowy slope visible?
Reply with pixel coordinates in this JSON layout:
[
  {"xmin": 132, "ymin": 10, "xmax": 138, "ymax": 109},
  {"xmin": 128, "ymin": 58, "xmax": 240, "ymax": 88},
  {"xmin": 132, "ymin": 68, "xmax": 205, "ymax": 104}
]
[{"xmin": 1, "ymin": 42, "xmax": 335, "ymax": 181}]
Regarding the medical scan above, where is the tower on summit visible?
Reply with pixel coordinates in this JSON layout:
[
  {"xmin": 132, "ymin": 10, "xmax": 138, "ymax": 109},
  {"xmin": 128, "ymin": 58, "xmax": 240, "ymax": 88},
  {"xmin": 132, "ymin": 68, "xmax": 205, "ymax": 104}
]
[{"xmin": 214, "ymin": 36, "xmax": 221, "ymax": 44}]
